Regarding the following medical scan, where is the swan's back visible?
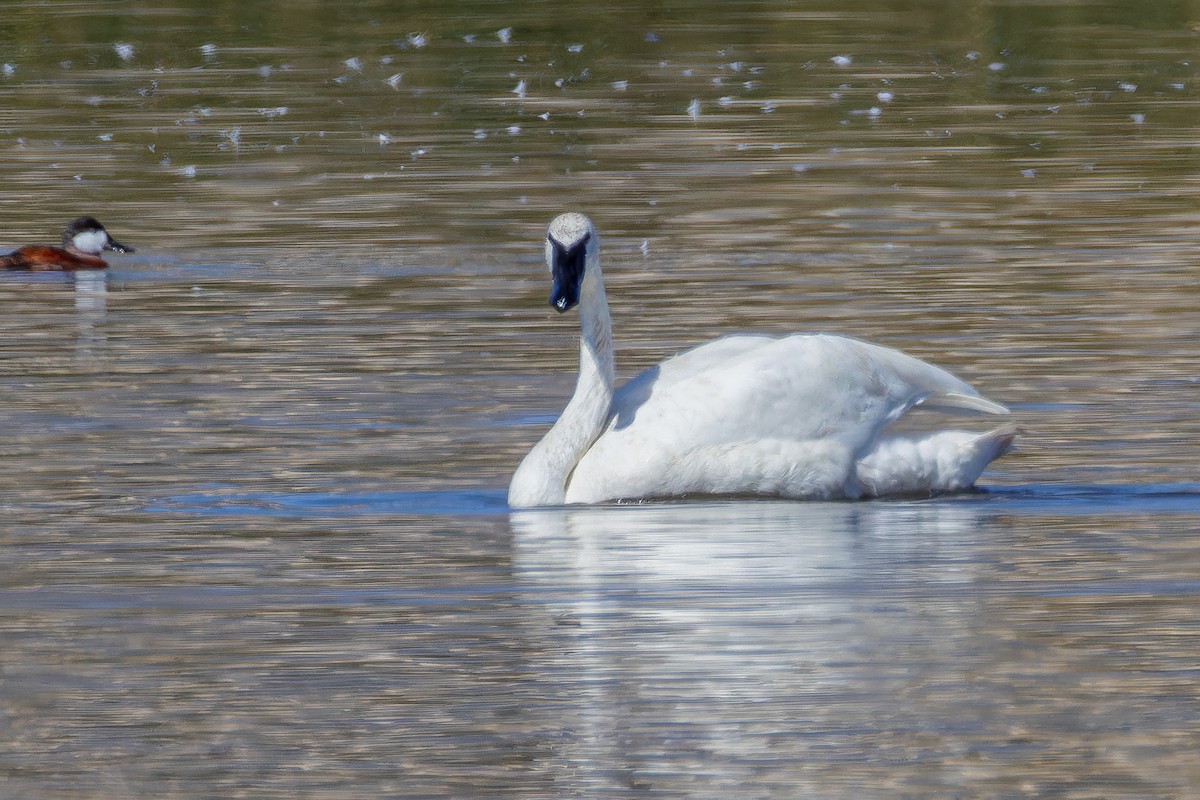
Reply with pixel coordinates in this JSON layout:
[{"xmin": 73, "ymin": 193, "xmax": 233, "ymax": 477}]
[{"xmin": 565, "ymin": 333, "xmax": 1007, "ymax": 503}]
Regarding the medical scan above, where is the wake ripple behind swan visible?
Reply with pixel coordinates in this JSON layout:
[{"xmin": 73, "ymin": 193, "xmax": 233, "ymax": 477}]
[{"xmin": 508, "ymin": 212, "xmax": 1015, "ymax": 508}]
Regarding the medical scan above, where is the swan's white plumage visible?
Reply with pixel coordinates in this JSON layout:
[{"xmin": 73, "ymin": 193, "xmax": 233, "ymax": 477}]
[{"xmin": 508, "ymin": 212, "xmax": 1014, "ymax": 508}]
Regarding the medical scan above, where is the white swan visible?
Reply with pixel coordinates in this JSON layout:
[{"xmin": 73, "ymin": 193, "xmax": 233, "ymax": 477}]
[{"xmin": 508, "ymin": 212, "xmax": 1016, "ymax": 508}]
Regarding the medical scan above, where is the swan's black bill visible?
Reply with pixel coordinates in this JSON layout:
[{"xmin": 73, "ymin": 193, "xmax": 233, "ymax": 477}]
[{"xmin": 548, "ymin": 234, "xmax": 588, "ymax": 313}]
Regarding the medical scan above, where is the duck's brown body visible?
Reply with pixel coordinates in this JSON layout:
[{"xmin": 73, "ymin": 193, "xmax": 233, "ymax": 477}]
[{"xmin": 0, "ymin": 245, "xmax": 110, "ymax": 271}]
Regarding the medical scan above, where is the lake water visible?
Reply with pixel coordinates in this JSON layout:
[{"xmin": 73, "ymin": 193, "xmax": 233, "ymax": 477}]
[{"xmin": 2, "ymin": 1, "xmax": 1199, "ymax": 797}]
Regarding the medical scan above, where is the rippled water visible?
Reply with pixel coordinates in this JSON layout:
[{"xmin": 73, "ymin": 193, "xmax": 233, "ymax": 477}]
[{"xmin": 2, "ymin": 1, "xmax": 1199, "ymax": 798}]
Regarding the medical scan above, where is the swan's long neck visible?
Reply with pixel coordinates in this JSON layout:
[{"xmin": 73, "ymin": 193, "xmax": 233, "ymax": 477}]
[{"xmin": 509, "ymin": 263, "xmax": 614, "ymax": 507}]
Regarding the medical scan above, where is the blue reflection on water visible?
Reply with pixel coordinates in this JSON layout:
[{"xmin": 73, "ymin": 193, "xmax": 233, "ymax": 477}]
[
  {"xmin": 155, "ymin": 483, "xmax": 1199, "ymax": 518},
  {"xmin": 155, "ymin": 488, "xmax": 510, "ymax": 516},
  {"xmin": 987, "ymin": 483, "xmax": 1200, "ymax": 515}
]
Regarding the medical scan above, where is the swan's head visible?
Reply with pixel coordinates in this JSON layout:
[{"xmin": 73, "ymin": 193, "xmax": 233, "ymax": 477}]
[{"xmin": 545, "ymin": 212, "xmax": 597, "ymax": 313}]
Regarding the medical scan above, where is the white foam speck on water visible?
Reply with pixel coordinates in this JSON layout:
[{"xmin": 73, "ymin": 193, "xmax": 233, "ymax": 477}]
[
  {"xmin": 258, "ymin": 65, "xmax": 272, "ymax": 79},
  {"xmin": 1022, "ymin": 168, "xmax": 1036, "ymax": 178},
  {"xmin": 1131, "ymin": 113, "xmax": 1146, "ymax": 124},
  {"xmin": 988, "ymin": 62, "xmax": 1006, "ymax": 71}
]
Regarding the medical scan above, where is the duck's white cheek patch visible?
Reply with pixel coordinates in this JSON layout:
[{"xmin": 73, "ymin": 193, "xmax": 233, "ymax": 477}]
[{"xmin": 72, "ymin": 230, "xmax": 107, "ymax": 254}]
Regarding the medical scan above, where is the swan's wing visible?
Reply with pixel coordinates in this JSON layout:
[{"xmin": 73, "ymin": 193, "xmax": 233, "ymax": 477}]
[
  {"xmin": 614, "ymin": 333, "xmax": 1002, "ymax": 442},
  {"xmin": 567, "ymin": 333, "xmax": 1006, "ymax": 502}
]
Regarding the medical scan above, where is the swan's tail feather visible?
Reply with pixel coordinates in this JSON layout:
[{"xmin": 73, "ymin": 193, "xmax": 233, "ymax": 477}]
[
  {"xmin": 856, "ymin": 424, "xmax": 1018, "ymax": 497},
  {"xmin": 985, "ymin": 423, "xmax": 1020, "ymax": 458}
]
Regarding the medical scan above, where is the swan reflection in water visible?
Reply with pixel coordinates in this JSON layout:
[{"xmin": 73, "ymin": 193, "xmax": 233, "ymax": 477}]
[{"xmin": 509, "ymin": 499, "xmax": 1002, "ymax": 792}]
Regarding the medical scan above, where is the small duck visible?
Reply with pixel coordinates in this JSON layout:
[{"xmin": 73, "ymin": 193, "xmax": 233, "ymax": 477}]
[{"xmin": 1, "ymin": 216, "xmax": 135, "ymax": 271}]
